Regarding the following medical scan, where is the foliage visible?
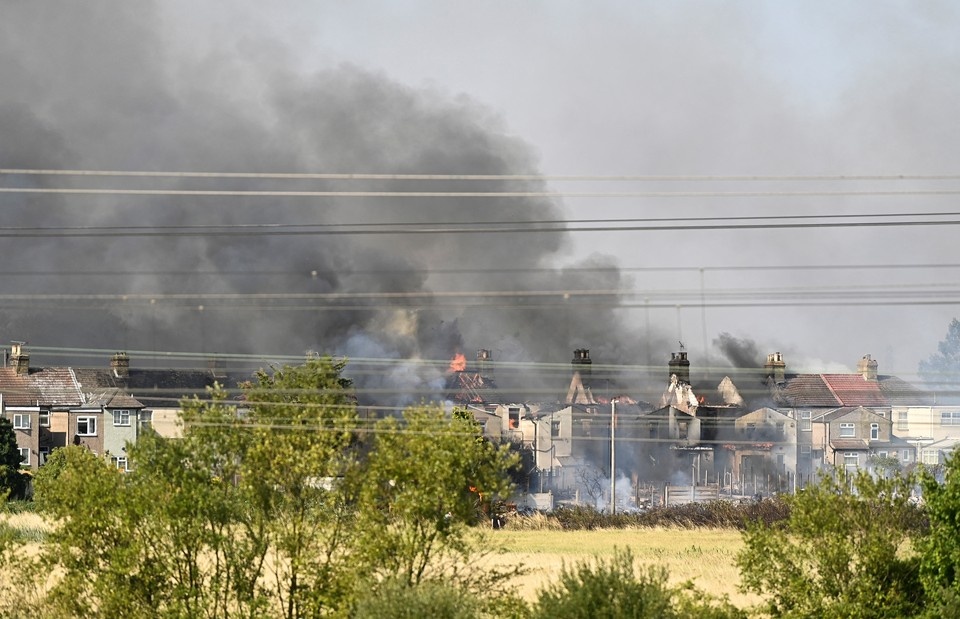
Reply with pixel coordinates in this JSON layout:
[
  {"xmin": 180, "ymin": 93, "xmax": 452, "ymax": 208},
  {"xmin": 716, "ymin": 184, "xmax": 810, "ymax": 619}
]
[
  {"xmin": 919, "ymin": 318, "xmax": 960, "ymax": 392},
  {"xmin": 0, "ymin": 417, "xmax": 26, "ymax": 500},
  {"xmin": 737, "ymin": 470, "xmax": 924, "ymax": 618},
  {"xmin": 22, "ymin": 358, "xmax": 525, "ymax": 617},
  {"xmin": 352, "ymin": 406, "xmax": 519, "ymax": 592},
  {"xmin": 919, "ymin": 453, "xmax": 960, "ymax": 614},
  {"xmin": 529, "ymin": 498, "xmax": 791, "ymax": 531},
  {"xmin": 532, "ymin": 548, "xmax": 744, "ymax": 619},
  {"xmin": 352, "ymin": 577, "xmax": 486, "ymax": 619}
]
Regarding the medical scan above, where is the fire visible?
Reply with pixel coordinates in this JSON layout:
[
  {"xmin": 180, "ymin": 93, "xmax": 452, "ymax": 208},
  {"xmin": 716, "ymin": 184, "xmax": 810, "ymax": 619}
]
[{"xmin": 448, "ymin": 352, "xmax": 467, "ymax": 373}]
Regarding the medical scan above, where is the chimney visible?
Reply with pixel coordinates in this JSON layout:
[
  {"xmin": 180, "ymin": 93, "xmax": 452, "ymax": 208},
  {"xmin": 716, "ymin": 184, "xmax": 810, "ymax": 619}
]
[
  {"xmin": 9, "ymin": 342, "xmax": 29, "ymax": 375},
  {"xmin": 572, "ymin": 349, "xmax": 592, "ymax": 385},
  {"xmin": 668, "ymin": 351, "xmax": 690, "ymax": 384},
  {"xmin": 111, "ymin": 352, "xmax": 130, "ymax": 379},
  {"xmin": 765, "ymin": 352, "xmax": 786, "ymax": 384},
  {"xmin": 476, "ymin": 349, "xmax": 492, "ymax": 377},
  {"xmin": 858, "ymin": 355, "xmax": 878, "ymax": 381},
  {"xmin": 207, "ymin": 357, "xmax": 226, "ymax": 379}
]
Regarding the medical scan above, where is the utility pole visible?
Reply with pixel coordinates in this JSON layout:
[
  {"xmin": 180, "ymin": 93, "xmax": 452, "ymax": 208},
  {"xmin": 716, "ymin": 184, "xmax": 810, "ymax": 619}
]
[{"xmin": 610, "ymin": 399, "xmax": 617, "ymax": 514}]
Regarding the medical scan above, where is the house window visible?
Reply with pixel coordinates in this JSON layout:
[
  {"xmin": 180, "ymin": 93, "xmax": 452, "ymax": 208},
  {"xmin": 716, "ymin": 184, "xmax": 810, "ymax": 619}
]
[
  {"xmin": 800, "ymin": 411, "xmax": 812, "ymax": 431},
  {"xmin": 902, "ymin": 449, "xmax": 912, "ymax": 462},
  {"xmin": 18, "ymin": 448, "xmax": 29, "ymax": 467},
  {"xmin": 39, "ymin": 448, "xmax": 49, "ymax": 466},
  {"xmin": 113, "ymin": 410, "xmax": 131, "ymax": 427},
  {"xmin": 111, "ymin": 456, "xmax": 129, "ymax": 472},
  {"xmin": 12, "ymin": 414, "xmax": 30, "ymax": 430},
  {"xmin": 941, "ymin": 410, "xmax": 960, "ymax": 426},
  {"xmin": 897, "ymin": 411, "xmax": 908, "ymax": 431},
  {"xmin": 508, "ymin": 407, "xmax": 520, "ymax": 430},
  {"xmin": 800, "ymin": 444, "xmax": 812, "ymax": 455},
  {"xmin": 76, "ymin": 416, "xmax": 98, "ymax": 437},
  {"xmin": 870, "ymin": 423, "xmax": 879, "ymax": 440},
  {"xmin": 551, "ymin": 418, "xmax": 561, "ymax": 438},
  {"xmin": 922, "ymin": 450, "xmax": 939, "ymax": 465},
  {"xmin": 39, "ymin": 411, "xmax": 50, "ymax": 427},
  {"xmin": 843, "ymin": 452, "xmax": 859, "ymax": 470},
  {"xmin": 776, "ymin": 422, "xmax": 785, "ymax": 437},
  {"xmin": 839, "ymin": 423, "xmax": 856, "ymax": 438},
  {"xmin": 139, "ymin": 411, "xmax": 152, "ymax": 430},
  {"xmin": 877, "ymin": 451, "xmax": 888, "ymax": 459}
]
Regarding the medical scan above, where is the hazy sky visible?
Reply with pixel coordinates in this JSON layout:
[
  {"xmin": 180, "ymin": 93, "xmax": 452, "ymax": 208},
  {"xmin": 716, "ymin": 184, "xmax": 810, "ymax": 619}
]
[{"xmin": 2, "ymin": 1, "xmax": 959, "ymax": 392}]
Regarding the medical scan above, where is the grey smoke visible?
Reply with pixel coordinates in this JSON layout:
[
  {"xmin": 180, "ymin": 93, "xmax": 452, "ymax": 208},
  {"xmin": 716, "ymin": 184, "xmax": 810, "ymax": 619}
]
[{"xmin": 0, "ymin": 2, "xmax": 666, "ymax": 404}]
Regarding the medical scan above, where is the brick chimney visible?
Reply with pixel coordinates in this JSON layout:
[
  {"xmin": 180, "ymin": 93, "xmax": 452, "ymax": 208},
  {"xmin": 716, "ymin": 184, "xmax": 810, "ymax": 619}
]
[
  {"xmin": 572, "ymin": 349, "xmax": 592, "ymax": 385},
  {"xmin": 111, "ymin": 352, "xmax": 130, "ymax": 379},
  {"xmin": 858, "ymin": 354, "xmax": 878, "ymax": 381},
  {"xmin": 476, "ymin": 349, "xmax": 492, "ymax": 377},
  {"xmin": 765, "ymin": 352, "xmax": 786, "ymax": 384},
  {"xmin": 9, "ymin": 342, "xmax": 29, "ymax": 375},
  {"xmin": 669, "ymin": 351, "xmax": 690, "ymax": 384}
]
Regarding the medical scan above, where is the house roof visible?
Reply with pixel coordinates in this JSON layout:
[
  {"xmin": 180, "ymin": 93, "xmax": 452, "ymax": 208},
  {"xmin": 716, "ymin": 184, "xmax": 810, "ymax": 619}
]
[
  {"xmin": 830, "ymin": 438, "xmax": 870, "ymax": 450},
  {"xmin": 73, "ymin": 367, "xmax": 249, "ymax": 408},
  {"xmin": 774, "ymin": 373, "xmax": 930, "ymax": 408},
  {"xmin": 0, "ymin": 367, "xmax": 83, "ymax": 407},
  {"xmin": 446, "ymin": 371, "xmax": 500, "ymax": 406}
]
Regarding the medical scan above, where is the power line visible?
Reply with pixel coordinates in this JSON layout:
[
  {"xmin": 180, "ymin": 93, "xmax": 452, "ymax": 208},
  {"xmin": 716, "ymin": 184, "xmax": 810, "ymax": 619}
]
[
  {"xmin": 4, "ymin": 187, "xmax": 960, "ymax": 199},
  {"xmin": 1, "ymin": 210, "xmax": 959, "ymax": 238},
  {"xmin": 4, "ymin": 168, "xmax": 960, "ymax": 182}
]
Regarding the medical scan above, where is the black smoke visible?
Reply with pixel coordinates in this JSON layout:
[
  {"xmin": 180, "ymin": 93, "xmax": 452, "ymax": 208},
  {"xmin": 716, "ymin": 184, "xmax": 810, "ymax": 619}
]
[{"xmin": 0, "ymin": 2, "xmax": 661, "ymax": 406}]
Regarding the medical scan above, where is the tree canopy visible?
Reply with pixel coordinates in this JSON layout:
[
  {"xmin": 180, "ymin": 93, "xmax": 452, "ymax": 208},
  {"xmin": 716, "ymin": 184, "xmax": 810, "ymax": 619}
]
[
  {"xmin": 919, "ymin": 318, "xmax": 960, "ymax": 394},
  {"xmin": 14, "ymin": 357, "xmax": 520, "ymax": 618}
]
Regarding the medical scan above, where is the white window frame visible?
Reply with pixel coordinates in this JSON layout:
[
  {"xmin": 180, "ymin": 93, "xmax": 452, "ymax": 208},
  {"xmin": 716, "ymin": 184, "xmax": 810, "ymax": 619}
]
[
  {"xmin": 139, "ymin": 410, "xmax": 152, "ymax": 430},
  {"xmin": 111, "ymin": 456, "xmax": 129, "ymax": 472},
  {"xmin": 12, "ymin": 414, "xmax": 30, "ymax": 430},
  {"xmin": 18, "ymin": 448, "xmax": 29, "ymax": 467},
  {"xmin": 839, "ymin": 422, "xmax": 856, "ymax": 438},
  {"xmin": 39, "ymin": 411, "xmax": 50, "ymax": 428},
  {"xmin": 112, "ymin": 409, "xmax": 131, "ymax": 427},
  {"xmin": 38, "ymin": 448, "xmax": 49, "ymax": 466},
  {"xmin": 902, "ymin": 449, "xmax": 912, "ymax": 462},
  {"xmin": 870, "ymin": 423, "xmax": 879, "ymax": 440},
  {"xmin": 941, "ymin": 410, "xmax": 960, "ymax": 426},
  {"xmin": 76, "ymin": 416, "xmax": 98, "ymax": 437},
  {"xmin": 843, "ymin": 452, "xmax": 859, "ymax": 469},
  {"xmin": 897, "ymin": 411, "xmax": 908, "ymax": 431},
  {"xmin": 800, "ymin": 410, "xmax": 812, "ymax": 431},
  {"xmin": 800, "ymin": 444, "xmax": 812, "ymax": 455}
]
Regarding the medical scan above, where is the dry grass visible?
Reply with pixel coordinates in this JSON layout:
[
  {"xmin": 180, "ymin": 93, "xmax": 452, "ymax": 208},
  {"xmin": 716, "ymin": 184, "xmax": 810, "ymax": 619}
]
[{"xmin": 478, "ymin": 526, "xmax": 763, "ymax": 609}]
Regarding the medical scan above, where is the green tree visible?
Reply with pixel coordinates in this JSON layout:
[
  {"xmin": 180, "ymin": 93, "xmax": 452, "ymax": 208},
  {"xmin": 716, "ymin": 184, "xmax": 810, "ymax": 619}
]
[
  {"xmin": 737, "ymin": 470, "xmax": 924, "ymax": 618},
  {"xmin": 919, "ymin": 318, "xmax": 960, "ymax": 392},
  {"xmin": 0, "ymin": 417, "xmax": 26, "ymax": 500},
  {"xmin": 352, "ymin": 406, "xmax": 520, "ymax": 607},
  {"xmin": 919, "ymin": 452, "xmax": 960, "ymax": 615}
]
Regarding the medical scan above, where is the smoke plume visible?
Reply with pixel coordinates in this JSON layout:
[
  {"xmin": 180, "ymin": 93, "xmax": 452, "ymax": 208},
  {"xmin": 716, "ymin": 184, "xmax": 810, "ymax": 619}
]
[{"xmin": 0, "ymin": 2, "xmax": 660, "ymax": 404}]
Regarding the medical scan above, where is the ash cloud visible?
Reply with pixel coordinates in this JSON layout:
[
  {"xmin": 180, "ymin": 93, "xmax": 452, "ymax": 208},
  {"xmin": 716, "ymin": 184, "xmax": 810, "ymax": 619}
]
[{"xmin": 0, "ymin": 2, "xmax": 648, "ymax": 404}]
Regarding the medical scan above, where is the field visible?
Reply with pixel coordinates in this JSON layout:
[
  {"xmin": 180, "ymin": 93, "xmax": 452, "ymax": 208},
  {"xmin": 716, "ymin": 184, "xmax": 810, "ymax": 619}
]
[
  {"xmin": 1, "ymin": 511, "xmax": 763, "ymax": 611},
  {"xmin": 482, "ymin": 526, "xmax": 762, "ymax": 609}
]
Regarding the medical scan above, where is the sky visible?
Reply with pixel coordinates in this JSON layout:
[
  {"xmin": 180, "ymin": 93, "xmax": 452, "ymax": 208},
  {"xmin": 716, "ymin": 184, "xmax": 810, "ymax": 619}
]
[{"xmin": 1, "ymin": 1, "xmax": 959, "ymax": 400}]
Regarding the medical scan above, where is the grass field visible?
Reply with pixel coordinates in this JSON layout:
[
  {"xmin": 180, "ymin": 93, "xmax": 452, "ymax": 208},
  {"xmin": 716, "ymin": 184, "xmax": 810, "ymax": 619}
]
[
  {"xmin": 482, "ymin": 526, "xmax": 762, "ymax": 610},
  {"xmin": 0, "ymin": 510, "xmax": 762, "ymax": 612}
]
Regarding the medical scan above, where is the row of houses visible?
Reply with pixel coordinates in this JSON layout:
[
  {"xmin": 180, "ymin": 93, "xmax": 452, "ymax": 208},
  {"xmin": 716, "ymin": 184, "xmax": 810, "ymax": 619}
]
[
  {"xmin": 0, "ymin": 344, "xmax": 239, "ymax": 472},
  {"xmin": 451, "ymin": 348, "xmax": 959, "ymax": 499},
  {"xmin": 2, "ymin": 340, "xmax": 958, "ymax": 497}
]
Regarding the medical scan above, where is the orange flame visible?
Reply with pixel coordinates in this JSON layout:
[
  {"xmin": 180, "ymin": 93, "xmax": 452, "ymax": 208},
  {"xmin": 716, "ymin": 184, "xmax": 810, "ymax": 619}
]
[{"xmin": 448, "ymin": 352, "xmax": 467, "ymax": 373}]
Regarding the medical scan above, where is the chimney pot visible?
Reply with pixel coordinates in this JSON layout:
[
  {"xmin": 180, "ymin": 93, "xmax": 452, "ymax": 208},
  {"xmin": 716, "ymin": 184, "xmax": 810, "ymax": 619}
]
[
  {"xmin": 111, "ymin": 352, "xmax": 130, "ymax": 378},
  {"xmin": 668, "ymin": 350, "xmax": 691, "ymax": 384},
  {"xmin": 765, "ymin": 352, "xmax": 786, "ymax": 384}
]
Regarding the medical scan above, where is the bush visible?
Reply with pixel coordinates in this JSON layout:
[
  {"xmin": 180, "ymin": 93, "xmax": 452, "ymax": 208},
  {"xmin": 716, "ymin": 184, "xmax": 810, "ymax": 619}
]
[
  {"xmin": 352, "ymin": 578, "xmax": 484, "ymax": 619},
  {"xmin": 531, "ymin": 549, "xmax": 744, "ymax": 619}
]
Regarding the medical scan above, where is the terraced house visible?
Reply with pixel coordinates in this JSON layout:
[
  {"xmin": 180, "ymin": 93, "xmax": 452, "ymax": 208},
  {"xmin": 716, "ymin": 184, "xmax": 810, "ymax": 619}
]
[{"xmin": 0, "ymin": 344, "xmax": 147, "ymax": 470}]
